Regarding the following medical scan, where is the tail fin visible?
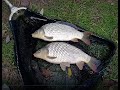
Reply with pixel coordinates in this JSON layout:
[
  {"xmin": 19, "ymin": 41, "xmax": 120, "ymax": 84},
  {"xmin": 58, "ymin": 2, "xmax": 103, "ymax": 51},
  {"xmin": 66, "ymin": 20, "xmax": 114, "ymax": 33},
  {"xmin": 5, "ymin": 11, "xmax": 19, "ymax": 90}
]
[
  {"xmin": 87, "ymin": 57, "xmax": 101, "ymax": 72},
  {"xmin": 81, "ymin": 31, "xmax": 92, "ymax": 45}
]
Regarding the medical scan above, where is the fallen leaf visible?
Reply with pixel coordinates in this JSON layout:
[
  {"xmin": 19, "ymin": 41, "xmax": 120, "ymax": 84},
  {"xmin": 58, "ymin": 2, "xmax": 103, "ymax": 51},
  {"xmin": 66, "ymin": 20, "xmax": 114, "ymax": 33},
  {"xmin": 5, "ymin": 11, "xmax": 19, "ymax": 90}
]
[
  {"xmin": 41, "ymin": 68, "xmax": 52, "ymax": 78},
  {"xmin": 2, "ymin": 30, "xmax": 7, "ymax": 38},
  {"xmin": 2, "ymin": 84, "xmax": 10, "ymax": 90},
  {"xmin": 6, "ymin": 35, "xmax": 10, "ymax": 44},
  {"xmin": 103, "ymin": 79, "xmax": 118, "ymax": 87},
  {"xmin": 40, "ymin": 8, "xmax": 44, "ymax": 15}
]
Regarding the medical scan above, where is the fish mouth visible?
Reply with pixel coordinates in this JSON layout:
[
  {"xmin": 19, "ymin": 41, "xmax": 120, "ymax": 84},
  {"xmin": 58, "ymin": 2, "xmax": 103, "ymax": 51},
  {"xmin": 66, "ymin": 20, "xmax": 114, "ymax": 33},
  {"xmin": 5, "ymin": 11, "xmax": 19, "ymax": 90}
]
[
  {"xmin": 31, "ymin": 33, "xmax": 36, "ymax": 38},
  {"xmin": 32, "ymin": 33, "xmax": 43, "ymax": 39}
]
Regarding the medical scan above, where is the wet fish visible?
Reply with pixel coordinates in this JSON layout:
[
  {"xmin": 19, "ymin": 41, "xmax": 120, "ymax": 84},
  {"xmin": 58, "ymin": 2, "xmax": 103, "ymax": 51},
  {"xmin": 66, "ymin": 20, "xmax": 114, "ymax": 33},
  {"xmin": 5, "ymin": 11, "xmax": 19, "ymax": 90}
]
[
  {"xmin": 32, "ymin": 23, "xmax": 92, "ymax": 45},
  {"xmin": 33, "ymin": 42, "xmax": 101, "ymax": 72}
]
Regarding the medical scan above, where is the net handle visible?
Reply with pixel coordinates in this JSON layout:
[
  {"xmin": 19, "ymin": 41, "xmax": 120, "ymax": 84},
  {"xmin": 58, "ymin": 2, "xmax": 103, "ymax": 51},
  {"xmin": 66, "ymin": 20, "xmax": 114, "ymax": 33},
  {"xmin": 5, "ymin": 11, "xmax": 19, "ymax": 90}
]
[
  {"xmin": 3, "ymin": 0, "xmax": 13, "ymax": 9},
  {"xmin": 3, "ymin": 0, "xmax": 27, "ymax": 21}
]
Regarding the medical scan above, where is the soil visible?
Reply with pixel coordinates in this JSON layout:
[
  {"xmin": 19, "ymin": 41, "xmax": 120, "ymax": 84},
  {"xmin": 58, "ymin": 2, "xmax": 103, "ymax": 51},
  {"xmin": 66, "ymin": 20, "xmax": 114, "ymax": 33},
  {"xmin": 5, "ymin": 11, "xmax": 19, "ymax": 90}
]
[{"xmin": 2, "ymin": 61, "xmax": 23, "ymax": 85}]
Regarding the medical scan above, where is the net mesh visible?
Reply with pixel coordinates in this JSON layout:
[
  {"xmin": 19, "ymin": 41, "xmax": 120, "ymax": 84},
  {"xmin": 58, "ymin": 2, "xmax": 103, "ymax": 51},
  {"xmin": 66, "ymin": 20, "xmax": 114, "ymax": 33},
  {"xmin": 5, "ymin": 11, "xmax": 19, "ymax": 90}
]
[{"xmin": 9, "ymin": 9, "xmax": 116, "ymax": 89}]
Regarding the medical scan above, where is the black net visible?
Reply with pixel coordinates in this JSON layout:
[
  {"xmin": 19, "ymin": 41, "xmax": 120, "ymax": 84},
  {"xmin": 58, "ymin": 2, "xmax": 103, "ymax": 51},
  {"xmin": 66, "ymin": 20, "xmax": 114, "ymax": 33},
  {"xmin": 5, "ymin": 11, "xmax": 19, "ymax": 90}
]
[{"xmin": 9, "ymin": 9, "xmax": 116, "ymax": 89}]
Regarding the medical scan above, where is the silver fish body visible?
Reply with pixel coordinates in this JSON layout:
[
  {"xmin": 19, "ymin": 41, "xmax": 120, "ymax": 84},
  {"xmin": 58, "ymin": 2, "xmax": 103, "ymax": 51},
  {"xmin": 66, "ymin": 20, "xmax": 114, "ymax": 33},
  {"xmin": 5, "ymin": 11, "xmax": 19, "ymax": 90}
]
[
  {"xmin": 42, "ymin": 23, "xmax": 83, "ymax": 41},
  {"xmin": 32, "ymin": 23, "xmax": 91, "ymax": 45},
  {"xmin": 34, "ymin": 42, "xmax": 101, "ymax": 72}
]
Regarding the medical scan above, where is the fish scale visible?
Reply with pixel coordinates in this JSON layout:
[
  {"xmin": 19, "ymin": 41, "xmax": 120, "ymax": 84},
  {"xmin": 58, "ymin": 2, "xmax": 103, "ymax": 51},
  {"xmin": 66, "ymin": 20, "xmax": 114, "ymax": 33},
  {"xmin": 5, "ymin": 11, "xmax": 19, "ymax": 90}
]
[
  {"xmin": 34, "ymin": 42, "xmax": 101, "ymax": 72},
  {"xmin": 32, "ymin": 23, "xmax": 92, "ymax": 45},
  {"xmin": 43, "ymin": 23, "xmax": 83, "ymax": 40},
  {"xmin": 47, "ymin": 42, "xmax": 91, "ymax": 63}
]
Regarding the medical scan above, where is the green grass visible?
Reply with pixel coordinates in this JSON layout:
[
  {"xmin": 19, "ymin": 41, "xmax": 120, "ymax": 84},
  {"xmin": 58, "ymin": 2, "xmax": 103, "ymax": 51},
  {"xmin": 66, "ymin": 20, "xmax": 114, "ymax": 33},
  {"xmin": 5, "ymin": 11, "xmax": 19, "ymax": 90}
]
[
  {"xmin": 30, "ymin": 0, "xmax": 118, "ymax": 79},
  {"xmin": 2, "ymin": 0, "xmax": 118, "ymax": 85},
  {"xmin": 2, "ymin": 40, "xmax": 14, "ymax": 64}
]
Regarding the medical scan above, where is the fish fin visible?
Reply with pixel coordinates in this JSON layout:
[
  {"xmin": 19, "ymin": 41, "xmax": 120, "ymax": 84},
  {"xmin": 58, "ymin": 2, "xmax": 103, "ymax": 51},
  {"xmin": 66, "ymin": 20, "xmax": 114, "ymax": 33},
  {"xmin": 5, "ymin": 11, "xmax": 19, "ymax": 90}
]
[
  {"xmin": 87, "ymin": 57, "xmax": 101, "ymax": 72},
  {"xmin": 60, "ymin": 63, "xmax": 66, "ymax": 71},
  {"xmin": 81, "ymin": 31, "xmax": 92, "ymax": 45},
  {"xmin": 76, "ymin": 61, "xmax": 85, "ymax": 70},
  {"xmin": 47, "ymin": 56, "xmax": 57, "ymax": 59},
  {"xmin": 44, "ymin": 35, "xmax": 53, "ymax": 39},
  {"xmin": 60, "ymin": 62, "xmax": 70, "ymax": 71},
  {"xmin": 46, "ymin": 47, "xmax": 56, "ymax": 59},
  {"xmin": 71, "ymin": 38, "xmax": 79, "ymax": 42},
  {"xmin": 44, "ymin": 47, "xmax": 57, "ymax": 59}
]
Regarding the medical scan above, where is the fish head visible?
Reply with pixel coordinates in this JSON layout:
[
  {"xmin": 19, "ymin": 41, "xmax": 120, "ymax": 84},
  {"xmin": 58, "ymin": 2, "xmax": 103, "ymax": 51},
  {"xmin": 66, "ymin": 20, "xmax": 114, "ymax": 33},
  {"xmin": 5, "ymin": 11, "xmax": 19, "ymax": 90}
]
[
  {"xmin": 33, "ymin": 47, "xmax": 48, "ymax": 60},
  {"xmin": 32, "ymin": 29, "xmax": 45, "ymax": 39}
]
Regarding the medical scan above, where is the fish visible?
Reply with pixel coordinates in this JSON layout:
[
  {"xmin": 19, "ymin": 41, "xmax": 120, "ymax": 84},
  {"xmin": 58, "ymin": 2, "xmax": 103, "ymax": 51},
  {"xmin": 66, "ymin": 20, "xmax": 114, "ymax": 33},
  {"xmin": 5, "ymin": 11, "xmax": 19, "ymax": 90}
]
[
  {"xmin": 33, "ymin": 42, "xmax": 101, "ymax": 72},
  {"xmin": 32, "ymin": 23, "xmax": 92, "ymax": 45}
]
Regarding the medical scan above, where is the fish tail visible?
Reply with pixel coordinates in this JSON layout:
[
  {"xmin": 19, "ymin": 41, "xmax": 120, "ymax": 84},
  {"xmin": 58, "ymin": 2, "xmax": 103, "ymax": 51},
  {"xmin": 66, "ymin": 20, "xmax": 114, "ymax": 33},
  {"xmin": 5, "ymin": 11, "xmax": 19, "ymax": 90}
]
[
  {"xmin": 81, "ymin": 31, "xmax": 92, "ymax": 45},
  {"xmin": 87, "ymin": 57, "xmax": 101, "ymax": 72}
]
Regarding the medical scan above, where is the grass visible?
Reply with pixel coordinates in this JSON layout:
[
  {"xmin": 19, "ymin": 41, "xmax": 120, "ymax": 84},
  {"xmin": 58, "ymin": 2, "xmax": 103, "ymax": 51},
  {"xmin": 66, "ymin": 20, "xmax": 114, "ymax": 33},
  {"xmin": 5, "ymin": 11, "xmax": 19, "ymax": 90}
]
[
  {"xmin": 26, "ymin": 0, "xmax": 118, "ymax": 79},
  {"xmin": 2, "ymin": 0, "xmax": 118, "ymax": 86},
  {"xmin": 2, "ymin": 40, "xmax": 14, "ymax": 64}
]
